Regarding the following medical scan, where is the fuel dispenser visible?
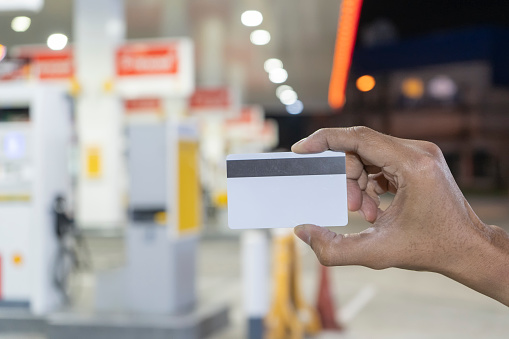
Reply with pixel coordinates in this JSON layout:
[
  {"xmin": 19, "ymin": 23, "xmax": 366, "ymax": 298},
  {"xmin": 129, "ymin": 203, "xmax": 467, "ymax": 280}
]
[{"xmin": 0, "ymin": 83, "xmax": 71, "ymax": 315}]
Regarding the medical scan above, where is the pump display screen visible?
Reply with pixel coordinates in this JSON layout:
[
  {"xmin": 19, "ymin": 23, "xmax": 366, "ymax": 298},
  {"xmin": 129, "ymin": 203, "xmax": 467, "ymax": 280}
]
[{"xmin": 0, "ymin": 107, "xmax": 30, "ymax": 122}]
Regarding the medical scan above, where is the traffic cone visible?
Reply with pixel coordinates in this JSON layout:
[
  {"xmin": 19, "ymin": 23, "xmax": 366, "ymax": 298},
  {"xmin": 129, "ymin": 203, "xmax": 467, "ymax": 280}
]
[{"xmin": 316, "ymin": 265, "xmax": 343, "ymax": 331}]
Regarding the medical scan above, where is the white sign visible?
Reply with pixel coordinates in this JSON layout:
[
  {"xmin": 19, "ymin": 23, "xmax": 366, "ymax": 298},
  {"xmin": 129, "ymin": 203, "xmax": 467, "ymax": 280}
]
[
  {"xmin": 0, "ymin": 0, "xmax": 43, "ymax": 11},
  {"xmin": 115, "ymin": 39, "xmax": 195, "ymax": 99}
]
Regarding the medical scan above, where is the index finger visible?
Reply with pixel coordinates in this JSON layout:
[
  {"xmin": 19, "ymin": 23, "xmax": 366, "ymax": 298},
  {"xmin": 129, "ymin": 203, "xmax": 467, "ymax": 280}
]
[{"xmin": 291, "ymin": 126, "xmax": 401, "ymax": 169}]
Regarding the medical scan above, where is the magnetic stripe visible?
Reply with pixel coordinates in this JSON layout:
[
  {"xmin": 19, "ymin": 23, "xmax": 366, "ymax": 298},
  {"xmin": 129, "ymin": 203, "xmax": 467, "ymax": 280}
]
[{"xmin": 227, "ymin": 156, "xmax": 345, "ymax": 178}]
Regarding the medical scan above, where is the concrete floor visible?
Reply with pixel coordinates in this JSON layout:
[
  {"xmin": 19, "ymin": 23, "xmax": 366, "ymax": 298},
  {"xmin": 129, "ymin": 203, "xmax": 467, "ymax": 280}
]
[{"xmin": 1, "ymin": 194, "xmax": 509, "ymax": 338}]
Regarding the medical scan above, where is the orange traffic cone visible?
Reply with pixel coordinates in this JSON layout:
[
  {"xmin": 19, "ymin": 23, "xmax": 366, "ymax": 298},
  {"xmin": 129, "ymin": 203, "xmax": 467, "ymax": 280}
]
[{"xmin": 316, "ymin": 265, "xmax": 343, "ymax": 331}]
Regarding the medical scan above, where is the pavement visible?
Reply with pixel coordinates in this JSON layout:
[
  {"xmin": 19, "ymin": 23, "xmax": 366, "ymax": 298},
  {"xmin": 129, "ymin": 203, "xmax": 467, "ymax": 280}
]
[{"xmin": 2, "ymin": 194, "xmax": 509, "ymax": 338}]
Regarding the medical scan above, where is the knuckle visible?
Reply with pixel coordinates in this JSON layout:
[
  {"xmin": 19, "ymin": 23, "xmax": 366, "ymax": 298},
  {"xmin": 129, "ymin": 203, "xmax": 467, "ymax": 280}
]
[
  {"xmin": 313, "ymin": 128, "xmax": 331, "ymax": 139},
  {"xmin": 413, "ymin": 142, "xmax": 443, "ymax": 172},
  {"xmin": 351, "ymin": 126, "xmax": 375, "ymax": 140},
  {"xmin": 421, "ymin": 141, "xmax": 443, "ymax": 158}
]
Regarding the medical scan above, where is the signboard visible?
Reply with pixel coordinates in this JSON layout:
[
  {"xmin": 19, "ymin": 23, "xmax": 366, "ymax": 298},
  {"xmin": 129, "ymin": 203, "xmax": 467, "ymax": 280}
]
[
  {"xmin": 189, "ymin": 88, "xmax": 231, "ymax": 110},
  {"xmin": 225, "ymin": 106, "xmax": 264, "ymax": 133},
  {"xmin": 124, "ymin": 98, "xmax": 162, "ymax": 113},
  {"xmin": 188, "ymin": 87, "xmax": 238, "ymax": 117},
  {"xmin": 225, "ymin": 106, "xmax": 278, "ymax": 149},
  {"xmin": 9, "ymin": 45, "xmax": 74, "ymax": 81},
  {"xmin": 124, "ymin": 98, "xmax": 163, "ymax": 124},
  {"xmin": 0, "ymin": 60, "xmax": 29, "ymax": 81},
  {"xmin": 115, "ymin": 39, "xmax": 194, "ymax": 99},
  {"xmin": 32, "ymin": 50, "xmax": 73, "ymax": 80},
  {"xmin": 0, "ymin": 0, "xmax": 43, "ymax": 11},
  {"xmin": 116, "ymin": 44, "xmax": 178, "ymax": 77}
]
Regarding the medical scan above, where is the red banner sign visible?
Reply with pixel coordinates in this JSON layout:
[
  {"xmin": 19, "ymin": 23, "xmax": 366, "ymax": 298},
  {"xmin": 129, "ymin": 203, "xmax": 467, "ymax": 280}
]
[
  {"xmin": 124, "ymin": 98, "xmax": 162, "ymax": 113},
  {"xmin": 116, "ymin": 44, "xmax": 179, "ymax": 77},
  {"xmin": 33, "ymin": 51, "xmax": 73, "ymax": 80},
  {"xmin": 189, "ymin": 88, "xmax": 232, "ymax": 110}
]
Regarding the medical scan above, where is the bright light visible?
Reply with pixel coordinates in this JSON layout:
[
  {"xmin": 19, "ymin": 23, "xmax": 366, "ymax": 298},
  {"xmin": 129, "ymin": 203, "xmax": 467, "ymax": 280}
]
[
  {"xmin": 276, "ymin": 85, "xmax": 293, "ymax": 98},
  {"xmin": 269, "ymin": 68, "xmax": 288, "ymax": 84},
  {"xmin": 241, "ymin": 10, "xmax": 263, "ymax": 27},
  {"xmin": 280, "ymin": 89, "xmax": 298, "ymax": 105},
  {"xmin": 264, "ymin": 58, "xmax": 283, "ymax": 73},
  {"xmin": 286, "ymin": 100, "xmax": 304, "ymax": 115},
  {"xmin": 356, "ymin": 75, "xmax": 376, "ymax": 92},
  {"xmin": 250, "ymin": 30, "xmax": 271, "ymax": 45},
  {"xmin": 47, "ymin": 33, "xmax": 68, "ymax": 51},
  {"xmin": 401, "ymin": 77, "xmax": 424, "ymax": 99},
  {"xmin": 11, "ymin": 16, "xmax": 31, "ymax": 32},
  {"xmin": 0, "ymin": 45, "xmax": 6, "ymax": 62},
  {"xmin": 428, "ymin": 75, "xmax": 457, "ymax": 100}
]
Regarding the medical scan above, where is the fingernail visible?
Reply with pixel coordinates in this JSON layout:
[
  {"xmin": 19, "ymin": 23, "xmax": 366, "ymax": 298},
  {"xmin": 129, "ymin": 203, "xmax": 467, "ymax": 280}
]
[{"xmin": 294, "ymin": 225, "xmax": 310, "ymax": 245}]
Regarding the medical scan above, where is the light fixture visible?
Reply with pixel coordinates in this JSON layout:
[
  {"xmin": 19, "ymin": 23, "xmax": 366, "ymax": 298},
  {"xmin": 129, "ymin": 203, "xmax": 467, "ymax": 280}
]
[
  {"xmin": 241, "ymin": 10, "xmax": 263, "ymax": 27},
  {"xmin": 428, "ymin": 75, "xmax": 457, "ymax": 100},
  {"xmin": 11, "ymin": 16, "xmax": 31, "ymax": 32},
  {"xmin": 356, "ymin": 75, "xmax": 376, "ymax": 92},
  {"xmin": 264, "ymin": 58, "xmax": 283, "ymax": 73},
  {"xmin": 286, "ymin": 100, "xmax": 304, "ymax": 115},
  {"xmin": 0, "ymin": 45, "xmax": 6, "ymax": 62},
  {"xmin": 268, "ymin": 68, "xmax": 288, "ymax": 84},
  {"xmin": 47, "ymin": 33, "xmax": 68, "ymax": 51},
  {"xmin": 250, "ymin": 30, "xmax": 271, "ymax": 46},
  {"xmin": 401, "ymin": 77, "xmax": 424, "ymax": 99},
  {"xmin": 276, "ymin": 85, "xmax": 293, "ymax": 98},
  {"xmin": 280, "ymin": 89, "xmax": 298, "ymax": 105}
]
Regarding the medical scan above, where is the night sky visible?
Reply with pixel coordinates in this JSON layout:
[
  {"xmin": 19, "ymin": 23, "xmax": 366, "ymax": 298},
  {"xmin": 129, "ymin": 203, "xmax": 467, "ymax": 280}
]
[{"xmin": 359, "ymin": 0, "xmax": 509, "ymax": 38}]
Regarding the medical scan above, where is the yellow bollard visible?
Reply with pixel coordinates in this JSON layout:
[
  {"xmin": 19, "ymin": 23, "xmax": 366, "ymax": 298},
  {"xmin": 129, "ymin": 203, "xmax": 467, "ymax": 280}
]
[{"xmin": 265, "ymin": 231, "xmax": 321, "ymax": 339}]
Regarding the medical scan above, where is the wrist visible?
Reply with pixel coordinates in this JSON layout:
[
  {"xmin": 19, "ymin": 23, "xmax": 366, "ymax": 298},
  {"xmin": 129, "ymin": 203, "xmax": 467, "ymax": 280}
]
[{"xmin": 441, "ymin": 222, "xmax": 509, "ymax": 306}]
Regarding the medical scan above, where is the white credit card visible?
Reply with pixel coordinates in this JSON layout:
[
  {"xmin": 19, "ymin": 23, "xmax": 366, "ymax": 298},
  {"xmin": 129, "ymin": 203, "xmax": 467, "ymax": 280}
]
[{"xmin": 226, "ymin": 151, "xmax": 348, "ymax": 229}]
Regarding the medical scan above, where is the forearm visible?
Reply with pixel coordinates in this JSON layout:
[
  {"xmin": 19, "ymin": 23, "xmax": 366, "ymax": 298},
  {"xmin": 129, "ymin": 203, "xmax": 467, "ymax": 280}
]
[{"xmin": 442, "ymin": 224, "xmax": 509, "ymax": 306}]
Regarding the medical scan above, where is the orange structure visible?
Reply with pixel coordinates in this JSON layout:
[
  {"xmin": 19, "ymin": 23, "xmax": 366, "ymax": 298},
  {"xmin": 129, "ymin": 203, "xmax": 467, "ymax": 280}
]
[{"xmin": 328, "ymin": 0, "xmax": 364, "ymax": 109}]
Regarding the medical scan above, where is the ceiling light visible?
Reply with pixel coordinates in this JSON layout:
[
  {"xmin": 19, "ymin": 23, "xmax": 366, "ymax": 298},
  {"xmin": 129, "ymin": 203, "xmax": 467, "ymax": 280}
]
[
  {"xmin": 47, "ymin": 33, "xmax": 68, "ymax": 51},
  {"xmin": 11, "ymin": 16, "xmax": 31, "ymax": 32},
  {"xmin": 280, "ymin": 89, "xmax": 298, "ymax": 105},
  {"xmin": 241, "ymin": 10, "xmax": 263, "ymax": 27},
  {"xmin": 276, "ymin": 85, "xmax": 293, "ymax": 98},
  {"xmin": 286, "ymin": 100, "xmax": 304, "ymax": 115},
  {"xmin": 264, "ymin": 58, "xmax": 283, "ymax": 73},
  {"xmin": 250, "ymin": 30, "xmax": 270, "ymax": 46},
  {"xmin": 269, "ymin": 68, "xmax": 288, "ymax": 84}
]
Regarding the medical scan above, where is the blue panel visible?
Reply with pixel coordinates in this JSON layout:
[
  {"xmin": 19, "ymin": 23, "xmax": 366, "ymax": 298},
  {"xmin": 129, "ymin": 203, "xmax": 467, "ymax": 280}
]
[{"xmin": 352, "ymin": 26, "xmax": 509, "ymax": 86}]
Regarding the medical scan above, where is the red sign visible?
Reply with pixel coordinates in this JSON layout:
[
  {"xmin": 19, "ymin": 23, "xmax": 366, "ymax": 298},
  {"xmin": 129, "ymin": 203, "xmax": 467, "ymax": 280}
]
[
  {"xmin": 189, "ymin": 88, "xmax": 231, "ymax": 110},
  {"xmin": 33, "ymin": 50, "xmax": 74, "ymax": 80},
  {"xmin": 116, "ymin": 44, "xmax": 179, "ymax": 77},
  {"xmin": 124, "ymin": 98, "xmax": 162, "ymax": 113},
  {"xmin": 226, "ymin": 107, "xmax": 259, "ymax": 126}
]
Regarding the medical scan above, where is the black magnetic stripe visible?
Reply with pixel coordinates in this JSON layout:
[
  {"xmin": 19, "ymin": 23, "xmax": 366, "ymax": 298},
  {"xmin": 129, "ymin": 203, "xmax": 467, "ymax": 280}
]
[{"xmin": 227, "ymin": 156, "xmax": 345, "ymax": 178}]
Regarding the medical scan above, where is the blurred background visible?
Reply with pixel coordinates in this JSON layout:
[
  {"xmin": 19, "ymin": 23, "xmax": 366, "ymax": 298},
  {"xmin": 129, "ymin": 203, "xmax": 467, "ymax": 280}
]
[{"xmin": 0, "ymin": 0, "xmax": 509, "ymax": 338}]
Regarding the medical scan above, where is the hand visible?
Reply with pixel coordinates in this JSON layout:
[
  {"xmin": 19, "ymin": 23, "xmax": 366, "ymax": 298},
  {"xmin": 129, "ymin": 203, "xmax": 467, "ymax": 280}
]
[{"xmin": 292, "ymin": 127, "xmax": 509, "ymax": 305}]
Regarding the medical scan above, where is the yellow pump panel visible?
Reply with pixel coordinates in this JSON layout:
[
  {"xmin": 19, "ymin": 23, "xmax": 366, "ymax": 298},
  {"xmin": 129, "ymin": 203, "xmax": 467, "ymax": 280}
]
[
  {"xmin": 86, "ymin": 147, "xmax": 102, "ymax": 179},
  {"xmin": 178, "ymin": 140, "xmax": 201, "ymax": 235}
]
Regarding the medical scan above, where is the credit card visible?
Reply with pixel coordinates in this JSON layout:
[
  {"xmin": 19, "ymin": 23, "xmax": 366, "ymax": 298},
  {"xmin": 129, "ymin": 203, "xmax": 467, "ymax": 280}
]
[{"xmin": 226, "ymin": 151, "xmax": 348, "ymax": 229}]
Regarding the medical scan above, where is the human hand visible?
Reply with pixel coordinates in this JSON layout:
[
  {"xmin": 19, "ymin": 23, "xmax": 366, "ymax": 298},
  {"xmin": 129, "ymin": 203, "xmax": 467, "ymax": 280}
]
[{"xmin": 292, "ymin": 127, "xmax": 509, "ymax": 305}]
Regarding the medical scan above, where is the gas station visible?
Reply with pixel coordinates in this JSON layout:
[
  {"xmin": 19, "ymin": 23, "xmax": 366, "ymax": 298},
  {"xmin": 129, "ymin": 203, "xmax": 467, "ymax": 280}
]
[{"xmin": 1, "ymin": 0, "xmax": 509, "ymax": 339}]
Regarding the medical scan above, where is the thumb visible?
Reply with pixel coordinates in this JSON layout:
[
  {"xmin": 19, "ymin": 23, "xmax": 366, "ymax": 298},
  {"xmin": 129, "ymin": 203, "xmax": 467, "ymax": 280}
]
[{"xmin": 294, "ymin": 224, "xmax": 379, "ymax": 267}]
